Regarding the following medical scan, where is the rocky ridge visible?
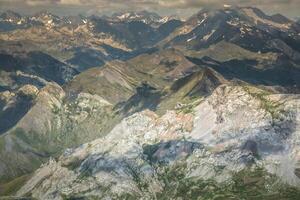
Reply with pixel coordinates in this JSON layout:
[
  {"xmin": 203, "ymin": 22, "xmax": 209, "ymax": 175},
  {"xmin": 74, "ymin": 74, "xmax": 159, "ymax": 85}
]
[{"xmin": 17, "ymin": 84, "xmax": 300, "ymax": 199}]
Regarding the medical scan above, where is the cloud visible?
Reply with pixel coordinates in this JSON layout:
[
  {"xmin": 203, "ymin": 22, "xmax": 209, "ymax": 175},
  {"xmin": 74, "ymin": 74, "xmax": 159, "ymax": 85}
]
[
  {"xmin": 9, "ymin": 0, "xmax": 298, "ymax": 7},
  {"xmin": 53, "ymin": 0, "xmax": 300, "ymax": 7},
  {"xmin": 0, "ymin": 0, "xmax": 299, "ymax": 18},
  {"xmin": 157, "ymin": 0, "xmax": 300, "ymax": 11}
]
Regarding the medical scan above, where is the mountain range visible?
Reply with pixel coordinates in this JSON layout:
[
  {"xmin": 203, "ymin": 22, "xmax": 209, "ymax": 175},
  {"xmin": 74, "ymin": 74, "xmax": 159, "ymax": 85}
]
[{"xmin": 0, "ymin": 6, "xmax": 300, "ymax": 199}]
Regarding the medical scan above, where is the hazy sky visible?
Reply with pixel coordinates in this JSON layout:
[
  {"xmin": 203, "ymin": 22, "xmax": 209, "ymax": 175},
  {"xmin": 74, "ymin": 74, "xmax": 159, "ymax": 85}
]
[{"xmin": 0, "ymin": 0, "xmax": 299, "ymax": 19}]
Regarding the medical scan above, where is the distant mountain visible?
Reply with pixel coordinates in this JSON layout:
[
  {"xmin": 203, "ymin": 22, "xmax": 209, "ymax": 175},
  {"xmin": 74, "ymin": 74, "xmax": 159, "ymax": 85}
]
[
  {"xmin": 0, "ymin": 11, "xmax": 84, "ymax": 32},
  {"xmin": 162, "ymin": 7, "xmax": 300, "ymax": 56},
  {"xmin": 0, "ymin": 41, "xmax": 78, "ymax": 90},
  {"xmin": 62, "ymin": 15, "xmax": 88, "ymax": 27},
  {"xmin": 108, "ymin": 10, "xmax": 179, "ymax": 26},
  {"xmin": 0, "ymin": 10, "xmax": 32, "ymax": 31},
  {"xmin": 0, "ymin": 10, "xmax": 183, "ymax": 76},
  {"xmin": 0, "ymin": 10, "xmax": 22, "ymax": 22},
  {"xmin": 30, "ymin": 11, "xmax": 62, "ymax": 27},
  {"xmin": 0, "ymin": 6, "xmax": 299, "ymax": 103}
]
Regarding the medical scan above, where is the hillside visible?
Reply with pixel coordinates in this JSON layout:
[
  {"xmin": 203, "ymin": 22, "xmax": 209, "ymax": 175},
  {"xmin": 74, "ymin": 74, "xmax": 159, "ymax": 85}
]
[{"xmin": 0, "ymin": 6, "xmax": 299, "ymax": 199}]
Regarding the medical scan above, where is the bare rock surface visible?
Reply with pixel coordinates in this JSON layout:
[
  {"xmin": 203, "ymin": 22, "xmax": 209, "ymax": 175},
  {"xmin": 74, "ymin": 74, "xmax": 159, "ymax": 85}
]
[{"xmin": 17, "ymin": 84, "xmax": 300, "ymax": 199}]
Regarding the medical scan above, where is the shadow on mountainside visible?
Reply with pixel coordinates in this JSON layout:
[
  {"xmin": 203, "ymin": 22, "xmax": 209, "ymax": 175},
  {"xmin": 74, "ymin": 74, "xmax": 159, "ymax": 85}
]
[
  {"xmin": 0, "ymin": 95, "xmax": 34, "ymax": 135},
  {"xmin": 115, "ymin": 82, "xmax": 164, "ymax": 117},
  {"xmin": 187, "ymin": 56, "xmax": 300, "ymax": 93}
]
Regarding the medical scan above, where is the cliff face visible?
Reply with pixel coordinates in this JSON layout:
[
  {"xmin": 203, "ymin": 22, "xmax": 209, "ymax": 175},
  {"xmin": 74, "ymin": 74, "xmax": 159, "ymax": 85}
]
[{"xmin": 17, "ymin": 84, "xmax": 300, "ymax": 199}]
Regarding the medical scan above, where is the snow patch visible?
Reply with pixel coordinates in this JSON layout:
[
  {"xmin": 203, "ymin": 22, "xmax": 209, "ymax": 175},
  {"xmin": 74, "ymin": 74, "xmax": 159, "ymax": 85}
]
[
  {"xmin": 197, "ymin": 18, "xmax": 206, "ymax": 26},
  {"xmin": 187, "ymin": 35, "xmax": 197, "ymax": 42},
  {"xmin": 227, "ymin": 20, "xmax": 239, "ymax": 26},
  {"xmin": 202, "ymin": 29, "xmax": 216, "ymax": 41}
]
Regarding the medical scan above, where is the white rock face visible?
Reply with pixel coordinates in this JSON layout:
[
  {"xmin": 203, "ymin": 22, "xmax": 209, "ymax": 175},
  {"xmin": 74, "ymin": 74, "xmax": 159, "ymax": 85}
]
[{"xmin": 17, "ymin": 84, "xmax": 300, "ymax": 199}]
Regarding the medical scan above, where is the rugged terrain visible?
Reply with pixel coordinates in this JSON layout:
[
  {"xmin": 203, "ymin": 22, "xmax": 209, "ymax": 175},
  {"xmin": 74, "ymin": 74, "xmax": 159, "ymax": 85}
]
[
  {"xmin": 0, "ymin": 6, "xmax": 299, "ymax": 199},
  {"xmin": 17, "ymin": 84, "xmax": 300, "ymax": 199}
]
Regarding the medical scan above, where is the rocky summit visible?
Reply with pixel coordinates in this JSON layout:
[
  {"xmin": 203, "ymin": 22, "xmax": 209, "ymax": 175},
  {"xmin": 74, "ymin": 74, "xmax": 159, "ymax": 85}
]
[
  {"xmin": 14, "ymin": 84, "xmax": 300, "ymax": 199},
  {"xmin": 0, "ymin": 5, "xmax": 300, "ymax": 200}
]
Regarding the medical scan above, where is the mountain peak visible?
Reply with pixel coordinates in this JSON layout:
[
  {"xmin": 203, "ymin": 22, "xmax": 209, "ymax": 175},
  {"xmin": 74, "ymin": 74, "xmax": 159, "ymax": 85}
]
[
  {"xmin": 30, "ymin": 10, "xmax": 61, "ymax": 27},
  {"xmin": 187, "ymin": 6, "xmax": 293, "ymax": 31},
  {"xmin": 109, "ymin": 10, "xmax": 171, "ymax": 25},
  {"xmin": 0, "ymin": 10, "xmax": 22, "ymax": 20},
  {"xmin": 33, "ymin": 10, "xmax": 55, "ymax": 17},
  {"xmin": 32, "ymin": 10, "xmax": 60, "ymax": 21}
]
